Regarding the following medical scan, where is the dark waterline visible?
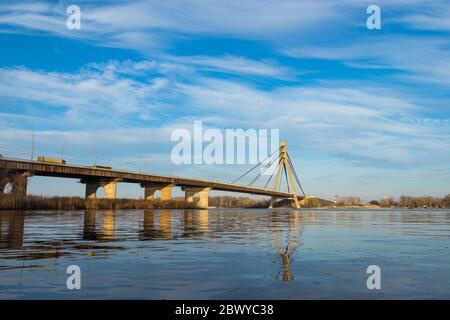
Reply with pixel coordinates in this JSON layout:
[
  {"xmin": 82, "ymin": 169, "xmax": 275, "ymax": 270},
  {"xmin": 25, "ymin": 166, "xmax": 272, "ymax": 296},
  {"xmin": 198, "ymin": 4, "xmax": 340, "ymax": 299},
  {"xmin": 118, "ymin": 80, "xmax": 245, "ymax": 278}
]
[{"xmin": 0, "ymin": 209, "xmax": 449, "ymax": 299}]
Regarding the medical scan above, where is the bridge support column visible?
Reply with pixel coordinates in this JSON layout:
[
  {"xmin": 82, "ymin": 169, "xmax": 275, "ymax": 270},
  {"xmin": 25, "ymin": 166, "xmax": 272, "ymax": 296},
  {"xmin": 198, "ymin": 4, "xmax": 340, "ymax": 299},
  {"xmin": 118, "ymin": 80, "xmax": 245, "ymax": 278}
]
[
  {"xmin": 11, "ymin": 172, "xmax": 28, "ymax": 197},
  {"xmin": 160, "ymin": 185, "xmax": 172, "ymax": 202},
  {"xmin": 182, "ymin": 187, "xmax": 210, "ymax": 209},
  {"xmin": 103, "ymin": 181, "xmax": 117, "ymax": 199},
  {"xmin": 184, "ymin": 189, "xmax": 196, "ymax": 206},
  {"xmin": 141, "ymin": 183, "xmax": 174, "ymax": 207},
  {"xmin": 269, "ymin": 197, "xmax": 275, "ymax": 209},
  {"xmin": 85, "ymin": 182, "xmax": 100, "ymax": 199},
  {"xmin": 268, "ymin": 196, "xmax": 300, "ymax": 209},
  {"xmin": 82, "ymin": 179, "xmax": 119, "ymax": 199},
  {"xmin": 0, "ymin": 170, "xmax": 31, "ymax": 197},
  {"xmin": 292, "ymin": 196, "xmax": 300, "ymax": 209},
  {"xmin": 144, "ymin": 186, "xmax": 159, "ymax": 203},
  {"xmin": 143, "ymin": 186, "xmax": 163, "ymax": 207},
  {"xmin": 197, "ymin": 188, "xmax": 210, "ymax": 209}
]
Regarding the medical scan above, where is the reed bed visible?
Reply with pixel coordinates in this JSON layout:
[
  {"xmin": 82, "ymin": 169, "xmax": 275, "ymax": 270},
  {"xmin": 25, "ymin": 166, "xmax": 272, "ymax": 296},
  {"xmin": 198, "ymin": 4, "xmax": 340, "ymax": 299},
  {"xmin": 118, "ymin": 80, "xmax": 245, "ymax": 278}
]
[{"xmin": 0, "ymin": 195, "xmax": 269, "ymax": 210}]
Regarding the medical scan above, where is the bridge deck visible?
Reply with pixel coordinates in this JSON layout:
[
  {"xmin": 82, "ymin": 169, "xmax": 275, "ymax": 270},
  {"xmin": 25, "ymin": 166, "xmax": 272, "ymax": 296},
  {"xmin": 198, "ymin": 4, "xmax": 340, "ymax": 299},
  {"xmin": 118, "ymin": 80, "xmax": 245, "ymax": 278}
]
[{"xmin": 0, "ymin": 158, "xmax": 302, "ymax": 199}]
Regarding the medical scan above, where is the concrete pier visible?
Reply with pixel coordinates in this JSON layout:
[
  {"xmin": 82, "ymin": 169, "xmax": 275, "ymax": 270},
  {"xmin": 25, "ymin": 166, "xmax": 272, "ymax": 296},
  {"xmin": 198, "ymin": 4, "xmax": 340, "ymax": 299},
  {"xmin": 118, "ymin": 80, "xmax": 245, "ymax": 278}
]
[
  {"xmin": 142, "ymin": 183, "xmax": 174, "ymax": 207},
  {"xmin": 0, "ymin": 170, "xmax": 30, "ymax": 197},
  {"xmin": 182, "ymin": 187, "xmax": 210, "ymax": 209},
  {"xmin": 160, "ymin": 185, "xmax": 173, "ymax": 202},
  {"xmin": 83, "ymin": 179, "xmax": 118, "ymax": 199}
]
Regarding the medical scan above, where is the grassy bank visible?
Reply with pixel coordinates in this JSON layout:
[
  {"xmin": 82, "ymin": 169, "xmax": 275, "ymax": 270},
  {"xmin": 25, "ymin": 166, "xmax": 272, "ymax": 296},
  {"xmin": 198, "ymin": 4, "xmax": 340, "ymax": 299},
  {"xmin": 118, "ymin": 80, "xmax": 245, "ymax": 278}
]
[
  {"xmin": 0, "ymin": 195, "xmax": 269, "ymax": 210},
  {"xmin": 2, "ymin": 194, "xmax": 449, "ymax": 210}
]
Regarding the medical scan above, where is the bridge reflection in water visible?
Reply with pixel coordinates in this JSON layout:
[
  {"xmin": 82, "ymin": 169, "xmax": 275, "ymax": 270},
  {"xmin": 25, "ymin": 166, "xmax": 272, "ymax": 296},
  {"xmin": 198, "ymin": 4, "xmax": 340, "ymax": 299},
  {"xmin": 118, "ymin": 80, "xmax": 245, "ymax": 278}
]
[
  {"xmin": 270, "ymin": 211, "xmax": 301, "ymax": 281},
  {"xmin": 0, "ymin": 211, "xmax": 25, "ymax": 249},
  {"xmin": 0, "ymin": 209, "xmax": 303, "ymax": 282}
]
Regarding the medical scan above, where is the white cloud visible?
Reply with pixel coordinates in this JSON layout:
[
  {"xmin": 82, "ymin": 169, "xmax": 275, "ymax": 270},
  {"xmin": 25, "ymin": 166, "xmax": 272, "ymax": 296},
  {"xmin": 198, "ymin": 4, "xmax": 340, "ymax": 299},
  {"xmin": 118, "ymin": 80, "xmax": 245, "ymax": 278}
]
[
  {"xmin": 2, "ymin": 57, "xmax": 449, "ymax": 168},
  {"xmin": 175, "ymin": 77, "xmax": 450, "ymax": 165},
  {"xmin": 82, "ymin": 0, "xmax": 340, "ymax": 37},
  {"xmin": 0, "ymin": 0, "xmax": 342, "ymax": 52},
  {"xmin": 2, "ymin": 60, "xmax": 449, "ymax": 168},
  {"xmin": 162, "ymin": 55, "xmax": 293, "ymax": 79},
  {"xmin": 1, "ymin": 1, "xmax": 449, "ymax": 88},
  {"xmin": 0, "ymin": 63, "xmax": 173, "ymax": 126},
  {"xmin": 398, "ymin": 2, "xmax": 450, "ymax": 32},
  {"xmin": 2, "ymin": 0, "xmax": 448, "ymax": 93},
  {"xmin": 283, "ymin": 35, "xmax": 450, "ymax": 86},
  {"xmin": 1, "ymin": 1, "xmax": 448, "ymax": 45}
]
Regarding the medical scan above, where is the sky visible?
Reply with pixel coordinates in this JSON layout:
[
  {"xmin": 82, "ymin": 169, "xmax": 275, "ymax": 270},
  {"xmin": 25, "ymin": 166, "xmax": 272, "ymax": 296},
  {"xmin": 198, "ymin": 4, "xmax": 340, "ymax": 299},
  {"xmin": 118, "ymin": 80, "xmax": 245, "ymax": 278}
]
[{"xmin": 0, "ymin": 0, "xmax": 449, "ymax": 200}]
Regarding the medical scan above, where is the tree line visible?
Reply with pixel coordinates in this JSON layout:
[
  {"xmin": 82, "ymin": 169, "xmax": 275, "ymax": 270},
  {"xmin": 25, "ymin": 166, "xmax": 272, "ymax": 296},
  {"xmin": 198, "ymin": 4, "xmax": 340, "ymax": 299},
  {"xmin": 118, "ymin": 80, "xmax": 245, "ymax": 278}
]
[
  {"xmin": 2, "ymin": 194, "xmax": 450, "ymax": 210},
  {"xmin": 336, "ymin": 194, "xmax": 450, "ymax": 209}
]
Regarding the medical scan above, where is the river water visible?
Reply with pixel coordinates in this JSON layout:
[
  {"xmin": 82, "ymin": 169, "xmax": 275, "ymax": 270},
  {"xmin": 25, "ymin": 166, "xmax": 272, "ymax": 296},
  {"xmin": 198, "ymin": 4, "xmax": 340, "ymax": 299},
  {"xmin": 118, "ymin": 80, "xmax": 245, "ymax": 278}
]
[{"xmin": 0, "ymin": 209, "xmax": 449, "ymax": 299}]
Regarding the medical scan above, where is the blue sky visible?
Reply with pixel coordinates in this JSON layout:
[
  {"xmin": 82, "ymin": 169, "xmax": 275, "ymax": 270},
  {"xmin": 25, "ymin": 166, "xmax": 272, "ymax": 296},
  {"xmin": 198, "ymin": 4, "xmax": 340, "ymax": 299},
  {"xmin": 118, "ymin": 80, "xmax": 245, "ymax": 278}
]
[{"xmin": 0, "ymin": 0, "xmax": 449, "ymax": 200}]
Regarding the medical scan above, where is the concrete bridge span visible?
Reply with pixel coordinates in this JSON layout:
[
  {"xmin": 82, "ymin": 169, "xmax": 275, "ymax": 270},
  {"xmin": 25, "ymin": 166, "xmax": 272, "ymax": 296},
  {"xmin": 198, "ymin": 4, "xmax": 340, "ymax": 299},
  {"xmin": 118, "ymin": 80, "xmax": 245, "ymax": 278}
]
[{"xmin": 0, "ymin": 157, "xmax": 303, "ymax": 209}]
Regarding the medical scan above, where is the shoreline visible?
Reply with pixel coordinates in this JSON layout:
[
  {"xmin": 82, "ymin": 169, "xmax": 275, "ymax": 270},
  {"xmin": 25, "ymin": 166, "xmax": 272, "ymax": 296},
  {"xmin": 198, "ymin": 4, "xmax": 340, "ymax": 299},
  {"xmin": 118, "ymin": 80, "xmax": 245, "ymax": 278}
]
[{"xmin": 1, "ymin": 195, "xmax": 449, "ymax": 211}]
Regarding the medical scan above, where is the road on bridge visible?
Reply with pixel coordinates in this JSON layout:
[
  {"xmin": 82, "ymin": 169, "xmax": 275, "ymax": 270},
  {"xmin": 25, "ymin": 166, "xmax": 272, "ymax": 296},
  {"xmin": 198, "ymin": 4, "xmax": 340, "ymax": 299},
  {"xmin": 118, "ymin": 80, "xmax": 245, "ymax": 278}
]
[{"xmin": 0, "ymin": 157, "xmax": 303, "ymax": 200}]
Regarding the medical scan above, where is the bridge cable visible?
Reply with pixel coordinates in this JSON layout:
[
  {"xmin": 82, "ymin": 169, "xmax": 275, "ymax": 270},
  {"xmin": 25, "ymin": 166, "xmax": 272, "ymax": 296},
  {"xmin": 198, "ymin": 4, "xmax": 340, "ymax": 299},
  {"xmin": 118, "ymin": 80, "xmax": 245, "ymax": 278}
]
[
  {"xmin": 263, "ymin": 156, "xmax": 284, "ymax": 189},
  {"xmin": 287, "ymin": 152, "xmax": 305, "ymax": 196},
  {"xmin": 286, "ymin": 152, "xmax": 306, "ymax": 196},
  {"xmin": 231, "ymin": 146, "xmax": 280, "ymax": 184},
  {"xmin": 248, "ymin": 154, "xmax": 280, "ymax": 186},
  {"xmin": 231, "ymin": 148, "xmax": 278, "ymax": 184},
  {"xmin": 288, "ymin": 154, "xmax": 305, "ymax": 196}
]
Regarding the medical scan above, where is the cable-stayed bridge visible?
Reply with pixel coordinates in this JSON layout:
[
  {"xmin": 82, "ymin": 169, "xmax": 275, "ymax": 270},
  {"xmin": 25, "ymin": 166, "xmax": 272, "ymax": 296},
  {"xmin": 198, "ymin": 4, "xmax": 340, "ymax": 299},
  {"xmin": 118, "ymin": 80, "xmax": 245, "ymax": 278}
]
[{"xmin": 0, "ymin": 140, "xmax": 309, "ymax": 208}]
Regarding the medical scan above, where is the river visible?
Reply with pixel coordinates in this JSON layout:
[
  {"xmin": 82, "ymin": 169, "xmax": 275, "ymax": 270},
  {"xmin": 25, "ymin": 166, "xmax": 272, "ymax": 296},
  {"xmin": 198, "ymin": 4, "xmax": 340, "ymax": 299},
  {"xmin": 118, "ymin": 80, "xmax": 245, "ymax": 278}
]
[{"xmin": 0, "ymin": 209, "xmax": 449, "ymax": 299}]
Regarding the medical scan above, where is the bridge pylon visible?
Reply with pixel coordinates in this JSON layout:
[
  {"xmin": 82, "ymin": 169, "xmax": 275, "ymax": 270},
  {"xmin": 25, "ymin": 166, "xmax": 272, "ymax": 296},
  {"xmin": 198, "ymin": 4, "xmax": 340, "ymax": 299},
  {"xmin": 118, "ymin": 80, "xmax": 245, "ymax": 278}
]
[{"xmin": 269, "ymin": 140, "xmax": 305, "ymax": 209}]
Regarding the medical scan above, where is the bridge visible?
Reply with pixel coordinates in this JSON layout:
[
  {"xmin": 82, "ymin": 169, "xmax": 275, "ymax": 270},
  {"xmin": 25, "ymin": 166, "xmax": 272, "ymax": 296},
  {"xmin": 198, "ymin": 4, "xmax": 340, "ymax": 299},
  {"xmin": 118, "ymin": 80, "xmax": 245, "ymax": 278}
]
[{"xmin": 0, "ymin": 140, "xmax": 307, "ymax": 208}]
